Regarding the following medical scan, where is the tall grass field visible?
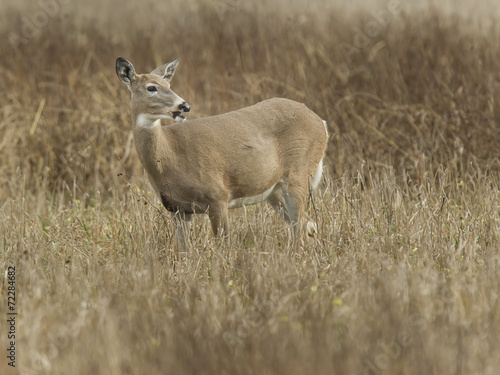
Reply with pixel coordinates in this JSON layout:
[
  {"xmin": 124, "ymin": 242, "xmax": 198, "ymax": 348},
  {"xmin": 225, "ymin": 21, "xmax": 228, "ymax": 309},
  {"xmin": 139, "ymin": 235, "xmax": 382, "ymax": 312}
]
[{"xmin": 0, "ymin": 0, "xmax": 499, "ymax": 374}]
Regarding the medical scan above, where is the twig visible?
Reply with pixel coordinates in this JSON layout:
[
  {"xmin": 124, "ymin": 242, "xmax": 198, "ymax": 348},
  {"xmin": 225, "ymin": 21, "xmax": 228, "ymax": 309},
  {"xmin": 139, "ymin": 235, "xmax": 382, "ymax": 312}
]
[{"xmin": 29, "ymin": 98, "xmax": 46, "ymax": 136}]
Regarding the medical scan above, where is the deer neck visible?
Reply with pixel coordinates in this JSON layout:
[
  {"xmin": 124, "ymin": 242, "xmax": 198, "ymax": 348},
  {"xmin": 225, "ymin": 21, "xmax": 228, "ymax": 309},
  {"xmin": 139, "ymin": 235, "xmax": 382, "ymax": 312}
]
[{"xmin": 131, "ymin": 113, "xmax": 176, "ymax": 179}]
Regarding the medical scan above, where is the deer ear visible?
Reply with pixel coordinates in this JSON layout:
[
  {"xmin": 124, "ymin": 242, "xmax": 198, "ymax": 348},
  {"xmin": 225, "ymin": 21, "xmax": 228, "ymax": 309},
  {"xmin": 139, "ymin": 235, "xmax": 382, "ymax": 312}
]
[
  {"xmin": 163, "ymin": 58, "xmax": 180, "ymax": 81},
  {"xmin": 150, "ymin": 62, "xmax": 167, "ymax": 77},
  {"xmin": 116, "ymin": 57, "xmax": 136, "ymax": 87},
  {"xmin": 150, "ymin": 58, "xmax": 180, "ymax": 82}
]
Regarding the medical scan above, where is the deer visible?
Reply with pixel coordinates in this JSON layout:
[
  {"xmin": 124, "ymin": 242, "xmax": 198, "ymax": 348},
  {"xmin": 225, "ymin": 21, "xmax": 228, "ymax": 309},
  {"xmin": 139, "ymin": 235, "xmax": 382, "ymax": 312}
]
[{"xmin": 116, "ymin": 57, "xmax": 328, "ymax": 250}]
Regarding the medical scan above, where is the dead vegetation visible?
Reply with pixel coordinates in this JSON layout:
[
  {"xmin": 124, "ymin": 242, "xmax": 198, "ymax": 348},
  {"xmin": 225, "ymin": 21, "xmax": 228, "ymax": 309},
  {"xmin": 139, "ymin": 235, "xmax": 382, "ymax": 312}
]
[{"xmin": 0, "ymin": 0, "xmax": 499, "ymax": 374}]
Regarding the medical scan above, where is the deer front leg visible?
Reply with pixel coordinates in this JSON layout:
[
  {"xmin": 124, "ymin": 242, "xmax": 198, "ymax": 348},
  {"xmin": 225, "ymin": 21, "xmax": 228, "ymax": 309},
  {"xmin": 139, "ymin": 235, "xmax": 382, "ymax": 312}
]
[
  {"xmin": 281, "ymin": 180, "xmax": 307, "ymax": 242},
  {"xmin": 208, "ymin": 202, "xmax": 229, "ymax": 240}
]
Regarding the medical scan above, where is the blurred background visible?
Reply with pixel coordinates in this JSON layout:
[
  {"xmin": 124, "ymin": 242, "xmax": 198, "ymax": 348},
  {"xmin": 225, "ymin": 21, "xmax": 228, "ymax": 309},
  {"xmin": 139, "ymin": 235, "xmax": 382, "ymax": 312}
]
[
  {"xmin": 1, "ymin": 0, "xmax": 499, "ymax": 199},
  {"xmin": 1, "ymin": 2, "xmax": 500, "ymax": 374}
]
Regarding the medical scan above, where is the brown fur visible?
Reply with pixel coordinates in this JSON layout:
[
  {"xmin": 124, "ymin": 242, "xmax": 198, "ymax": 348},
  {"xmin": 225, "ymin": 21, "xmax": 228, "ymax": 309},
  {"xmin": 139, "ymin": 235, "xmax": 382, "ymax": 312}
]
[{"xmin": 117, "ymin": 58, "xmax": 328, "ymax": 245}]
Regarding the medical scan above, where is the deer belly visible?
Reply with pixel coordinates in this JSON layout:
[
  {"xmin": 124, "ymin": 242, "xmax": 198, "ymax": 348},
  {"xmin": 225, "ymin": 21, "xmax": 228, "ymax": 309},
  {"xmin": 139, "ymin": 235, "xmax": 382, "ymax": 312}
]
[{"xmin": 228, "ymin": 183, "xmax": 276, "ymax": 209}]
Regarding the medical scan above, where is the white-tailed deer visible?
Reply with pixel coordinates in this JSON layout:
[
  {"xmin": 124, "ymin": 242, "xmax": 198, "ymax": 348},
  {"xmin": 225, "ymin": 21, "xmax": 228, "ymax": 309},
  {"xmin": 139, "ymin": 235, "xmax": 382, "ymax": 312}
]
[{"xmin": 116, "ymin": 57, "xmax": 328, "ymax": 249}]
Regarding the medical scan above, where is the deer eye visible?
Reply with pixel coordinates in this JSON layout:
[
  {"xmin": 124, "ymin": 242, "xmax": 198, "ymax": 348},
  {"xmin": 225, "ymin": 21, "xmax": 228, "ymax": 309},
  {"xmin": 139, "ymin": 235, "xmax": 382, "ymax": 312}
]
[{"xmin": 147, "ymin": 86, "xmax": 158, "ymax": 92}]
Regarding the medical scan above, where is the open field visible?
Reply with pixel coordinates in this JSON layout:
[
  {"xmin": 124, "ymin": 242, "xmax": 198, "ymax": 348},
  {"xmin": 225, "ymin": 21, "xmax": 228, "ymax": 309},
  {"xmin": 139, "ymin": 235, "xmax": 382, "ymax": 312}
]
[{"xmin": 1, "ymin": 0, "xmax": 499, "ymax": 374}]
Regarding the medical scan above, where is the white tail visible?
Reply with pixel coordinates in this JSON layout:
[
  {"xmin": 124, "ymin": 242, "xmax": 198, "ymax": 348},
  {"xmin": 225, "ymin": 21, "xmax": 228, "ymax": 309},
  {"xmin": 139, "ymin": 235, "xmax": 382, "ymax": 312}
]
[{"xmin": 116, "ymin": 57, "xmax": 328, "ymax": 248}]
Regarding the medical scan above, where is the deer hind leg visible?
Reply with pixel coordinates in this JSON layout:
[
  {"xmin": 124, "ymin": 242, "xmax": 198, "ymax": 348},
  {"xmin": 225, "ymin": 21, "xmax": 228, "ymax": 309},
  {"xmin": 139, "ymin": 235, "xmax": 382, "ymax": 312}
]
[
  {"xmin": 172, "ymin": 212, "xmax": 192, "ymax": 253},
  {"xmin": 282, "ymin": 183, "xmax": 305, "ymax": 236},
  {"xmin": 208, "ymin": 202, "xmax": 229, "ymax": 240},
  {"xmin": 268, "ymin": 179, "xmax": 307, "ymax": 237},
  {"xmin": 267, "ymin": 181, "xmax": 291, "ymax": 223}
]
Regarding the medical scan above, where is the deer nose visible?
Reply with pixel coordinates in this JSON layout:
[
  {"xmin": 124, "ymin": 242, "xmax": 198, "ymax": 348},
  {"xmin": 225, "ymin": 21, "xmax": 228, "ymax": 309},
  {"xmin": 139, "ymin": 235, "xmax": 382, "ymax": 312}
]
[{"xmin": 179, "ymin": 102, "xmax": 191, "ymax": 112}]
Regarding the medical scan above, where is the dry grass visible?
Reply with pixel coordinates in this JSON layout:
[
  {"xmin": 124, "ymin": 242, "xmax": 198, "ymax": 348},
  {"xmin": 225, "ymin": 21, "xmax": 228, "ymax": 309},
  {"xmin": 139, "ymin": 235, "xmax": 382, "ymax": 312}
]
[{"xmin": 0, "ymin": 0, "xmax": 499, "ymax": 374}]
